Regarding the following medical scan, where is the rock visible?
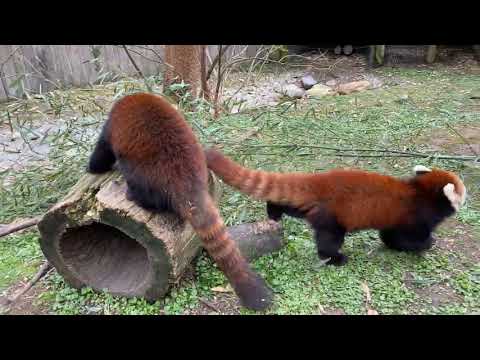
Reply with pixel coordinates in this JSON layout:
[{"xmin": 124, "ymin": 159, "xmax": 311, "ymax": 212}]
[
  {"xmin": 300, "ymin": 74, "xmax": 317, "ymax": 90},
  {"xmin": 336, "ymin": 80, "xmax": 371, "ymax": 95},
  {"xmin": 343, "ymin": 45, "xmax": 353, "ymax": 55},
  {"xmin": 86, "ymin": 306, "xmax": 103, "ymax": 315},
  {"xmin": 283, "ymin": 84, "xmax": 305, "ymax": 99},
  {"xmin": 306, "ymin": 84, "xmax": 335, "ymax": 98},
  {"xmin": 326, "ymin": 79, "xmax": 337, "ymax": 87}
]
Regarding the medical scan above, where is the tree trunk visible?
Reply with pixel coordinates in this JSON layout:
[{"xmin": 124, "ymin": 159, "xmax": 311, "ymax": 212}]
[
  {"xmin": 425, "ymin": 45, "xmax": 437, "ymax": 64},
  {"xmin": 163, "ymin": 45, "xmax": 210, "ymax": 100},
  {"xmin": 37, "ymin": 171, "xmax": 284, "ymax": 301},
  {"xmin": 473, "ymin": 45, "xmax": 480, "ymax": 61},
  {"xmin": 367, "ymin": 45, "xmax": 385, "ymax": 67}
]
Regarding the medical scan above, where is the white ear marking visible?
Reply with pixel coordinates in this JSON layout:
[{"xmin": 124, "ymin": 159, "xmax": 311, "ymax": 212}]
[
  {"xmin": 443, "ymin": 183, "xmax": 460, "ymax": 211},
  {"xmin": 413, "ymin": 165, "xmax": 431, "ymax": 175}
]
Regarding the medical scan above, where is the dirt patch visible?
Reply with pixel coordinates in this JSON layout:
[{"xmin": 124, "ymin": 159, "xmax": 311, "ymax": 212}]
[
  {"xmin": 418, "ymin": 125, "xmax": 480, "ymax": 156},
  {"xmin": 0, "ymin": 280, "xmax": 51, "ymax": 315},
  {"xmin": 404, "ymin": 272, "xmax": 463, "ymax": 308},
  {"xmin": 183, "ymin": 293, "xmax": 242, "ymax": 315},
  {"xmin": 403, "ymin": 216, "xmax": 478, "ymax": 311},
  {"xmin": 436, "ymin": 219, "xmax": 480, "ymax": 264}
]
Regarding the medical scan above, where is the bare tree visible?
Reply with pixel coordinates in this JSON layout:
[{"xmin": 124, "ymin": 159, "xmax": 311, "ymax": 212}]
[{"xmin": 163, "ymin": 45, "xmax": 210, "ymax": 100}]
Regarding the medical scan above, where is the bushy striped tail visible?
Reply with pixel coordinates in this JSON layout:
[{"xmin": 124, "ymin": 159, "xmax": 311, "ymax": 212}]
[
  {"xmin": 205, "ymin": 148, "xmax": 309, "ymax": 208},
  {"xmin": 184, "ymin": 193, "xmax": 273, "ymax": 311}
]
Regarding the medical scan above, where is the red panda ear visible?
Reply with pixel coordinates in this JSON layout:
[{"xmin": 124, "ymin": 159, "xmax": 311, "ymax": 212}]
[{"xmin": 413, "ymin": 165, "xmax": 432, "ymax": 176}]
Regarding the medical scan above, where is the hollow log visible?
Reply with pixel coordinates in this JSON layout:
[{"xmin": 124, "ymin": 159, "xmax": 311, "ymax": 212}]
[{"xmin": 37, "ymin": 171, "xmax": 285, "ymax": 301}]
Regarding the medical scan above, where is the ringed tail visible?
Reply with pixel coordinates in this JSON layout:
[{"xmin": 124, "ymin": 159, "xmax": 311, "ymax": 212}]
[
  {"xmin": 184, "ymin": 193, "xmax": 273, "ymax": 311},
  {"xmin": 205, "ymin": 148, "xmax": 313, "ymax": 209}
]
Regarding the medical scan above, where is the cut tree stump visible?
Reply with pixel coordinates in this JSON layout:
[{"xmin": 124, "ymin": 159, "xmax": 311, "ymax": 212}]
[{"xmin": 37, "ymin": 171, "xmax": 285, "ymax": 302}]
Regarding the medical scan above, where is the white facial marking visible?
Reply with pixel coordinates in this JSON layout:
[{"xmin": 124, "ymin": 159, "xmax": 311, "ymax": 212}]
[
  {"xmin": 413, "ymin": 165, "xmax": 432, "ymax": 175},
  {"xmin": 443, "ymin": 183, "xmax": 463, "ymax": 211}
]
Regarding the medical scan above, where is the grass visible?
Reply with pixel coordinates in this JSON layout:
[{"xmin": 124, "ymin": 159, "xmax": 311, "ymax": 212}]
[
  {"xmin": 0, "ymin": 64, "xmax": 479, "ymax": 315},
  {"xmin": 0, "ymin": 231, "xmax": 43, "ymax": 292}
]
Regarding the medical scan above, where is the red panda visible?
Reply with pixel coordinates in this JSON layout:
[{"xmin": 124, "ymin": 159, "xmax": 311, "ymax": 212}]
[
  {"xmin": 87, "ymin": 93, "xmax": 273, "ymax": 310},
  {"xmin": 205, "ymin": 148, "xmax": 467, "ymax": 265}
]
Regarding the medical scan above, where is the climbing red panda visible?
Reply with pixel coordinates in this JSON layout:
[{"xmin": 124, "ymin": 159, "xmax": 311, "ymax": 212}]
[
  {"xmin": 87, "ymin": 93, "xmax": 273, "ymax": 310},
  {"xmin": 205, "ymin": 148, "xmax": 467, "ymax": 265}
]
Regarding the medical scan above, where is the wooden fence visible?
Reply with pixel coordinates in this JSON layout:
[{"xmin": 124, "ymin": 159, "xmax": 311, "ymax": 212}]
[{"xmin": 0, "ymin": 45, "xmax": 267, "ymax": 102}]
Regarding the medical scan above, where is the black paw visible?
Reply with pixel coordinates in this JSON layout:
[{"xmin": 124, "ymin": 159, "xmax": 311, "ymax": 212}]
[
  {"xmin": 266, "ymin": 209, "xmax": 283, "ymax": 222},
  {"xmin": 125, "ymin": 187, "xmax": 135, "ymax": 201},
  {"xmin": 234, "ymin": 274, "xmax": 274, "ymax": 311},
  {"xmin": 86, "ymin": 163, "xmax": 111, "ymax": 174},
  {"xmin": 322, "ymin": 254, "xmax": 348, "ymax": 266}
]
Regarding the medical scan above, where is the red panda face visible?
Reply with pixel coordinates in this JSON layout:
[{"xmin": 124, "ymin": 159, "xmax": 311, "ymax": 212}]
[{"xmin": 413, "ymin": 165, "xmax": 467, "ymax": 211}]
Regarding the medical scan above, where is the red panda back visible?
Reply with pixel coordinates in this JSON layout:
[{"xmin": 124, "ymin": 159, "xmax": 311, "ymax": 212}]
[{"xmin": 90, "ymin": 94, "xmax": 273, "ymax": 311}]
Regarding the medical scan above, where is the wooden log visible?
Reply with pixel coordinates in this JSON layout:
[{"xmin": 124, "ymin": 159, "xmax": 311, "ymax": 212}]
[
  {"xmin": 336, "ymin": 80, "xmax": 371, "ymax": 95},
  {"xmin": 227, "ymin": 220, "xmax": 284, "ymax": 262},
  {"xmin": 425, "ymin": 45, "xmax": 437, "ymax": 64},
  {"xmin": 37, "ymin": 171, "xmax": 285, "ymax": 302}
]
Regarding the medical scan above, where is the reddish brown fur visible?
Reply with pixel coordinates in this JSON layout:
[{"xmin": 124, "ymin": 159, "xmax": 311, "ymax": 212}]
[
  {"xmin": 205, "ymin": 148, "xmax": 464, "ymax": 233},
  {"xmin": 87, "ymin": 93, "xmax": 272, "ymax": 310}
]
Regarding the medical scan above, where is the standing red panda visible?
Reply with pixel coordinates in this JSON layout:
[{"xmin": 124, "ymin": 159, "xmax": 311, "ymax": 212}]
[
  {"xmin": 87, "ymin": 93, "xmax": 273, "ymax": 310},
  {"xmin": 205, "ymin": 148, "xmax": 467, "ymax": 265}
]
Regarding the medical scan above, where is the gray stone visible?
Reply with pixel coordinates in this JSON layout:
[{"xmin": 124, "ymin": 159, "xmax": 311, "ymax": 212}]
[
  {"xmin": 306, "ymin": 84, "xmax": 335, "ymax": 98},
  {"xmin": 300, "ymin": 74, "xmax": 317, "ymax": 90},
  {"xmin": 283, "ymin": 84, "xmax": 305, "ymax": 99}
]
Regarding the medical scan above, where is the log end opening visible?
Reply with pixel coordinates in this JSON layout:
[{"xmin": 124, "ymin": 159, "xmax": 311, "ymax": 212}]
[{"xmin": 59, "ymin": 222, "xmax": 152, "ymax": 296}]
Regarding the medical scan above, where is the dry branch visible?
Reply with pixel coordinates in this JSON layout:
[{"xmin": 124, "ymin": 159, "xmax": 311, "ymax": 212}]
[
  {"xmin": 0, "ymin": 216, "xmax": 41, "ymax": 238},
  {"xmin": 219, "ymin": 143, "xmax": 479, "ymax": 162},
  {"xmin": 213, "ymin": 45, "xmax": 224, "ymax": 118},
  {"xmin": 4, "ymin": 261, "xmax": 52, "ymax": 306},
  {"xmin": 198, "ymin": 297, "xmax": 220, "ymax": 313},
  {"xmin": 122, "ymin": 45, "xmax": 153, "ymax": 93},
  {"xmin": 206, "ymin": 45, "xmax": 232, "ymax": 81}
]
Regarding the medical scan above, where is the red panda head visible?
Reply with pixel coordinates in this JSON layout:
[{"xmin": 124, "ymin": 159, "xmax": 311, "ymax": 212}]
[{"xmin": 412, "ymin": 165, "xmax": 467, "ymax": 211}]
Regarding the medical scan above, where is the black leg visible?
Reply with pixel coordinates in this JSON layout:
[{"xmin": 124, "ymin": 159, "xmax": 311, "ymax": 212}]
[
  {"xmin": 266, "ymin": 202, "xmax": 285, "ymax": 221},
  {"xmin": 314, "ymin": 228, "xmax": 348, "ymax": 266},
  {"xmin": 87, "ymin": 130, "xmax": 116, "ymax": 174},
  {"xmin": 308, "ymin": 206, "xmax": 347, "ymax": 266},
  {"xmin": 124, "ymin": 177, "xmax": 174, "ymax": 215},
  {"xmin": 267, "ymin": 202, "xmax": 305, "ymax": 221},
  {"xmin": 380, "ymin": 224, "xmax": 434, "ymax": 252},
  {"xmin": 125, "ymin": 186, "xmax": 135, "ymax": 202}
]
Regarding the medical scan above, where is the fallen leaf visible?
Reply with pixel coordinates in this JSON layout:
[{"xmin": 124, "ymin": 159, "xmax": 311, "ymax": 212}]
[
  {"xmin": 361, "ymin": 282, "xmax": 372, "ymax": 303},
  {"xmin": 211, "ymin": 286, "xmax": 233, "ymax": 293}
]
